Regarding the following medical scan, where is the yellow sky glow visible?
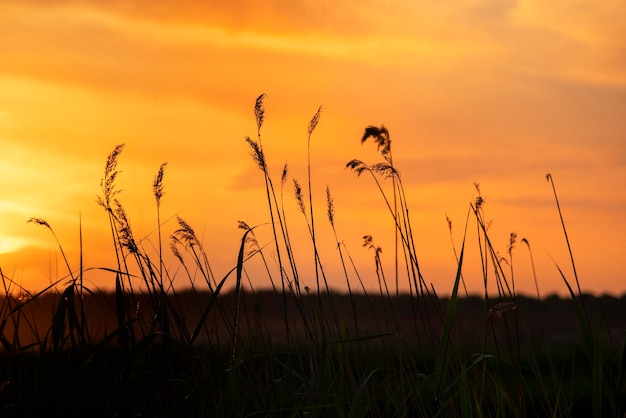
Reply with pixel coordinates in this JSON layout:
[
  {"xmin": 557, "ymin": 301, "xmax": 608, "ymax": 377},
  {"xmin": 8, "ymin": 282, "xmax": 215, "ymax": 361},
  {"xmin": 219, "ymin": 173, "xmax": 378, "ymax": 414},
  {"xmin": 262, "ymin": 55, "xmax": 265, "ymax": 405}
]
[{"xmin": 0, "ymin": 0, "xmax": 625, "ymax": 297}]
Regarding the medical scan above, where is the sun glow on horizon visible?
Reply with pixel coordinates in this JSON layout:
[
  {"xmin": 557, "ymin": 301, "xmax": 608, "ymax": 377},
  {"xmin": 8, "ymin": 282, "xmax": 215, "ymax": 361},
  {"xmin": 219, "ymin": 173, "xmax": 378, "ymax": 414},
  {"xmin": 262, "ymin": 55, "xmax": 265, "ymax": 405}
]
[{"xmin": 0, "ymin": 236, "xmax": 29, "ymax": 255}]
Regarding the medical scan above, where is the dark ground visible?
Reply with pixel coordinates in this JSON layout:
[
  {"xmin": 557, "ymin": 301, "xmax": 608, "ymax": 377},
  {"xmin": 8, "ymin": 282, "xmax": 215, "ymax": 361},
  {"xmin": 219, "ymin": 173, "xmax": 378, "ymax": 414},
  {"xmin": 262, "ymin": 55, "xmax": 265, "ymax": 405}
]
[{"xmin": 2, "ymin": 289, "xmax": 625, "ymax": 350}]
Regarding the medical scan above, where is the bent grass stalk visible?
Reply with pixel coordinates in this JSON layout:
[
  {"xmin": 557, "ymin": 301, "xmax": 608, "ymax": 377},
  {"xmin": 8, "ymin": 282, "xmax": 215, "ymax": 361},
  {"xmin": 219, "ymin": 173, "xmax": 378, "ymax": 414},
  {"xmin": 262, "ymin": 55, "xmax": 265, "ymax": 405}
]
[
  {"xmin": 446, "ymin": 214, "xmax": 469, "ymax": 298},
  {"xmin": 521, "ymin": 238, "xmax": 541, "ymax": 301},
  {"xmin": 153, "ymin": 162, "xmax": 167, "ymax": 281},
  {"xmin": 546, "ymin": 173, "xmax": 591, "ymax": 333},
  {"xmin": 361, "ymin": 126, "xmax": 400, "ymax": 298},
  {"xmin": 435, "ymin": 205, "xmax": 470, "ymax": 403},
  {"xmin": 326, "ymin": 186, "xmax": 360, "ymax": 335},
  {"xmin": 346, "ymin": 158, "xmax": 432, "ymax": 343}
]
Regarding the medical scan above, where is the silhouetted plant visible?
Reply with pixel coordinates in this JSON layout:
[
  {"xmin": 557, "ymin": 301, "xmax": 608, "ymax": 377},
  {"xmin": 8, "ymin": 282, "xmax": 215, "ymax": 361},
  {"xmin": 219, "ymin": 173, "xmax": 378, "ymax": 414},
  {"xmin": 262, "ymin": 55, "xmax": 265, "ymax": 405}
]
[{"xmin": 0, "ymin": 97, "xmax": 620, "ymax": 418}]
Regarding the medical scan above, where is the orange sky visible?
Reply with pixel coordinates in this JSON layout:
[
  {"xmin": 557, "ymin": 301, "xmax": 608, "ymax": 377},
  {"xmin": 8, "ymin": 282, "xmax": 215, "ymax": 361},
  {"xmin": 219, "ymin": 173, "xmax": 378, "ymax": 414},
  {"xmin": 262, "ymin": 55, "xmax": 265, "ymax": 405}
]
[{"xmin": 0, "ymin": 1, "xmax": 625, "ymax": 297}]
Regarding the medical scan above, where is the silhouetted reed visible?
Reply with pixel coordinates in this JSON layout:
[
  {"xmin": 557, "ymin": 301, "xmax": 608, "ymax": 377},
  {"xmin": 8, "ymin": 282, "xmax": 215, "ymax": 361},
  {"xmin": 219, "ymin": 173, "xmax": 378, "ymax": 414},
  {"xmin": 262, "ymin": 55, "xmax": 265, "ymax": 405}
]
[{"xmin": 0, "ymin": 97, "xmax": 622, "ymax": 418}]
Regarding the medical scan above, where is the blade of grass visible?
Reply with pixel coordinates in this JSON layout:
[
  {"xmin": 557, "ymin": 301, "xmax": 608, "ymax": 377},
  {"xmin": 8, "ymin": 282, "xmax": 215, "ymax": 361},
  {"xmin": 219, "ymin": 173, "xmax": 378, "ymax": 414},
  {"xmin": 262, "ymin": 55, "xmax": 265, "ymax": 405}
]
[
  {"xmin": 347, "ymin": 368, "xmax": 381, "ymax": 418},
  {"xmin": 228, "ymin": 224, "xmax": 258, "ymax": 370},
  {"xmin": 549, "ymin": 255, "xmax": 593, "ymax": 353},
  {"xmin": 190, "ymin": 227, "xmax": 259, "ymax": 346},
  {"xmin": 52, "ymin": 283, "xmax": 74, "ymax": 351},
  {"xmin": 435, "ymin": 206, "xmax": 470, "ymax": 402}
]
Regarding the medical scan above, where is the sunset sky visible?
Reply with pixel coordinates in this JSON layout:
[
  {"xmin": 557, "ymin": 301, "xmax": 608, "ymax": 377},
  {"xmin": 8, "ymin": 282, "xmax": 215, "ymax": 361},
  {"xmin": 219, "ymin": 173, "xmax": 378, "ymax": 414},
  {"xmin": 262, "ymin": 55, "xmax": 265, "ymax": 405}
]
[{"xmin": 0, "ymin": 0, "xmax": 625, "ymax": 297}]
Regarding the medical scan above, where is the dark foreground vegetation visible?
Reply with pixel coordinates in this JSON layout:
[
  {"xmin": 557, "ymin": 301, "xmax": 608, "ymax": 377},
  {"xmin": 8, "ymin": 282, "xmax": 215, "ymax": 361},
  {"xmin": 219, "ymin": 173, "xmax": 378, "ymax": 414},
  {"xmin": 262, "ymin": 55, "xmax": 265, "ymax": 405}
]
[
  {"xmin": 0, "ymin": 95, "xmax": 624, "ymax": 417},
  {"xmin": 0, "ymin": 291, "xmax": 625, "ymax": 417}
]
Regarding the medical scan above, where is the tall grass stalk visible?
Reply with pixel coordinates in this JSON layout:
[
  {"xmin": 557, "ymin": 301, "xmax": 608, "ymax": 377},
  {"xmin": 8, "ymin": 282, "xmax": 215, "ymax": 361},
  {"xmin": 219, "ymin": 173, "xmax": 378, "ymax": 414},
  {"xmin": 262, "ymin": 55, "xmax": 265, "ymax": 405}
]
[
  {"xmin": 247, "ymin": 94, "xmax": 306, "ymax": 344},
  {"xmin": 27, "ymin": 218, "xmax": 89, "ymax": 350},
  {"xmin": 346, "ymin": 153, "xmax": 435, "ymax": 352},
  {"xmin": 326, "ymin": 186, "xmax": 361, "ymax": 336},
  {"xmin": 306, "ymin": 106, "xmax": 322, "ymax": 299},
  {"xmin": 521, "ymin": 238, "xmax": 541, "ymax": 300},
  {"xmin": 446, "ymin": 214, "xmax": 469, "ymax": 298},
  {"xmin": 435, "ymin": 205, "xmax": 469, "ymax": 402},
  {"xmin": 153, "ymin": 162, "xmax": 167, "ymax": 281},
  {"xmin": 546, "ymin": 174, "xmax": 582, "ymax": 296},
  {"xmin": 546, "ymin": 173, "xmax": 591, "ymax": 333}
]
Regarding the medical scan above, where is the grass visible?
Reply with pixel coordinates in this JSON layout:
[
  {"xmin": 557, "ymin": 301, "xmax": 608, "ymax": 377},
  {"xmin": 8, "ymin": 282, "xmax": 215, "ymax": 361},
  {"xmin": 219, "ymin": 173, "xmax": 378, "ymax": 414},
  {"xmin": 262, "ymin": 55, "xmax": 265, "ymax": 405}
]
[{"xmin": 0, "ymin": 94, "xmax": 625, "ymax": 417}]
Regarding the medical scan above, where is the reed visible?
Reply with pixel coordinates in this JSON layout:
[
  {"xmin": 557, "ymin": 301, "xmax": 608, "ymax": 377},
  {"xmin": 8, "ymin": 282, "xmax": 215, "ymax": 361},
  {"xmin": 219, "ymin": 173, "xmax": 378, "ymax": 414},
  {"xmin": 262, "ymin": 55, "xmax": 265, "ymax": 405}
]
[{"xmin": 0, "ymin": 97, "xmax": 622, "ymax": 417}]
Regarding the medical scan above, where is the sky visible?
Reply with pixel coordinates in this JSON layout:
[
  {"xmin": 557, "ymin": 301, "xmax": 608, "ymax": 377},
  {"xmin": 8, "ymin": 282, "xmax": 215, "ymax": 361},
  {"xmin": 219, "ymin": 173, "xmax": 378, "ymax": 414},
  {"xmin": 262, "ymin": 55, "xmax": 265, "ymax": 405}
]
[{"xmin": 0, "ymin": 0, "xmax": 625, "ymax": 297}]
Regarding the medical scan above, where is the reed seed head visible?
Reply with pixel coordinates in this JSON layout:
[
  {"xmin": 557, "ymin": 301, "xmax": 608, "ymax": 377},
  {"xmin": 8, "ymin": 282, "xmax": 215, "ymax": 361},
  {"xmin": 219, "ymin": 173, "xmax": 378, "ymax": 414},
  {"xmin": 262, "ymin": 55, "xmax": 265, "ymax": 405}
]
[
  {"xmin": 98, "ymin": 144, "xmax": 125, "ymax": 210},
  {"xmin": 27, "ymin": 217, "xmax": 51, "ymax": 229},
  {"xmin": 293, "ymin": 179, "xmax": 305, "ymax": 214},
  {"xmin": 170, "ymin": 239, "xmax": 183, "ymax": 263},
  {"xmin": 105, "ymin": 144, "xmax": 125, "ymax": 176},
  {"xmin": 508, "ymin": 232, "xmax": 517, "ymax": 255},
  {"xmin": 326, "ymin": 186, "xmax": 335, "ymax": 226},
  {"xmin": 308, "ymin": 106, "xmax": 322, "ymax": 137},
  {"xmin": 346, "ymin": 159, "xmax": 368, "ymax": 176},
  {"xmin": 361, "ymin": 125, "xmax": 391, "ymax": 157},
  {"xmin": 363, "ymin": 235, "xmax": 383, "ymax": 262},
  {"xmin": 153, "ymin": 162, "xmax": 167, "ymax": 207},
  {"xmin": 281, "ymin": 163, "xmax": 288, "ymax": 185},
  {"xmin": 255, "ymin": 93, "xmax": 266, "ymax": 132},
  {"xmin": 239, "ymin": 222, "xmax": 260, "ymax": 253},
  {"xmin": 173, "ymin": 216, "xmax": 197, "ymax": 245},
  {"xmin": 371, "ymin": 162, "xmax": 398, "ymax": 178},
  {"xmin": 246, "ymin": 137, "xmax": 267, "ymax": 173},
  {"xmin": 238, "ymin": 220, "xmax": 251, "ymax": 231},
  {"xmin": 114, "ymin": 199, "xmax": 138, "ymax": 254}
]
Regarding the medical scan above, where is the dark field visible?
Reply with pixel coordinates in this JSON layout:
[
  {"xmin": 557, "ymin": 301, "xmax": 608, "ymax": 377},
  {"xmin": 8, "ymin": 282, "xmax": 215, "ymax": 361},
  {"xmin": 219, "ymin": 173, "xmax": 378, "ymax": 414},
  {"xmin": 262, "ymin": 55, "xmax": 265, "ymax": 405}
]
[
  {"xmin": 3, "ymin": 290, "xmax": 626, "ymax": 349},
  {"xmin": 1, "ymin": 290, "xmax": 625, "ymax": 417}
]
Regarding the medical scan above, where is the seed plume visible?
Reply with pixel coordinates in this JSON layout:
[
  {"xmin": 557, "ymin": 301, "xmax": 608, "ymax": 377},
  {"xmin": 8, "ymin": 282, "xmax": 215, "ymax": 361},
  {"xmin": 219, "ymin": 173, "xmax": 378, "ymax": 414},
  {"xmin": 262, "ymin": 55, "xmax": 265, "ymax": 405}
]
[
  {"xmin": 281, "ymin": 163, "xmax": 288, "ymax": 185},
  {"xmin": 308, "ymin": 106, "xmax": 322, "ymax": 137},
  {"xmin": 371, "ymin": 162, "xmax": 398, "ymax": 178},
  {"xmin": 170, "ymin": 239, "xmax": 183, "ymax": 263},
  {"xmin": 246, "ymin": 137, "xmax": 267, "ymax": 173},
  {"xmin": 255, "ymin": 93, "xmax": 266, "ymax": 132},
  {"xmin": 508, "ymin": 232, "xmax": 517, "ymax": 256},
  {"xmin": 173, "ymin": 216, "xmax": 197, "ymax": 245},
  {"xmin": 238, "ymin": 220, "xmax": 252, "ymax": 231},
  {"xmin": 27, "ymin": 217, "xmax": 51, "ymax": 229},
  {"xmin": 114, "ymin": 200, "xmax": 138, "ymax": 254},
  {"xmin": 326, "ymin": 186, "xmax": 335, "ymax": 226},
  {"xmin": 97, "ymin": 144, "xmax": 125, "ymax": 210},
  {"xmin": 361, "ymin": 125, "xmax": 391, "ymax": 157},
  {"xmin": 153, "ymin": 162, "xmax": 168, "ymax": 207},
  {"xmin": 346, "ymin": 159, "xmax": 368, "ymax": 176},
  {"xmin": 293, "ymin": 179, "xmax": 305, "ymax": 214}
]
